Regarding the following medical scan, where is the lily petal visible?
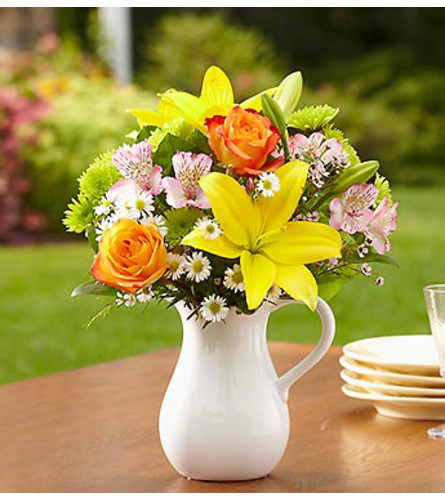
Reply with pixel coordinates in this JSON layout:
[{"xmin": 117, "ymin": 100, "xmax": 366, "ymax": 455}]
[
  {"xmin": 240, "ymin": 87, "xmax": 277, "ymax": 111},
  {"xmin": 261, "ymin": 221, "xmax": 342, "ymax": 265},
  {"xmin": 275, "ymin": 264, "xmax": 318, "ymax": 310},
  {"xmin": 201, "ymin": 66, "xmax": 234, "ymax": 114},
  {"xmin": 128, "ymin": 109, "xmax": 166, "ymax": 128},
  {"xmin": 182, "ymin": 228, "xmax": 243, "ymax": 259},
  {"xmin": 160, "ymin": 89, "xmax": 206, "ymax": 130},
  {"xmin": 240, "ymin": 251, "xmax": 276, "ymax": 310},
  {"xmin": 200, "ymin": 173, "xmax": 262, "ymax": 246},
  {"xmin": 257, "ymin": 161, "xmax": 309, "ymax": 233}
]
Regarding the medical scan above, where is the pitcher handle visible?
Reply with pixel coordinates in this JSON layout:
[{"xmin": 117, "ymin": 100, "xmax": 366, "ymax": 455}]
[{"xmin": 273, "ymin": 297, "xmax": 335, "ymax": 402}]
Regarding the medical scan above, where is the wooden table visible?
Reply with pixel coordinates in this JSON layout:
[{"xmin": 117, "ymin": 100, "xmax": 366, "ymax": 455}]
[{"xmin": 1, "ymin": 342, "xmax": 445, "ymax": 493}]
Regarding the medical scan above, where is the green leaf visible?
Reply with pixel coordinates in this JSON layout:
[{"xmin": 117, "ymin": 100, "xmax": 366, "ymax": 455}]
[
  {"xmin": 348, "ymin": 253, "xmax": 400, "ymax": 268},
  {"xmin": 333, "ymin": 161, "xmax": 379, "ymax": 193},
  {"xmin": 152, "ymin": 133, "xmax": 197, "ymax": 175},
  {"xmin": 71, "ymin": 281, "xmax": 117, "ymax": 298},
  {"xmin": 288, "ymin": 105, "xmax": 339, "ymax": 131},
  {"xmin": 261, "ymin": 94, "xmax": 290, "ymax": 161},
  {"xmin": 274, "ymin": 71, "xmax": 303, "ymax": 119},
  {"xmin": 86, "ymin": 226, "xmax": 99, "ymax": 253},
  {"xmin": 187, "ymin": 129, "xmax": 212, "ymax": 155},
  {"xmin": 136, "ymin": 125, "xmax": 157, "ymax": 143},
  {"xmin": 318, "ymin": 276, "xmax": 349, "ymax": 301}
]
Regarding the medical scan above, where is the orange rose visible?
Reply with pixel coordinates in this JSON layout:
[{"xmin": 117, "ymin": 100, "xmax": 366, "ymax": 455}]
[
  {"xmin": 91, "ymin": 218, "xmax": 167, "ymax": 293},
  {"xmin": 206, "ymin": 106, "xmax": 283, "ymax": 176}
]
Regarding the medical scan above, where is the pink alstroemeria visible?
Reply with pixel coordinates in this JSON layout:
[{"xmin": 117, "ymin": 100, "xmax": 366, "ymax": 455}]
[
  {"xmin": 365, "ymin": 196, "xmax": 399, "ymax": 254},
  {"xmin": 329, "ymin": 183, "xmax": 379, "ymax": 234},
  {"xmin": 112, "ymin": 140, "xmax": 163, "ymax": 195},
  {"xmin": 163, "ymin": 152, "xmax": 212, "ymax": 209}
]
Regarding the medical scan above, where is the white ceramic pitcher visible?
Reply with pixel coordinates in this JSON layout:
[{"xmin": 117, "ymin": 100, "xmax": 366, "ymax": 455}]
[{"xmin": 159, "ymin": 297, "xmax": 335, "ymax": 481}]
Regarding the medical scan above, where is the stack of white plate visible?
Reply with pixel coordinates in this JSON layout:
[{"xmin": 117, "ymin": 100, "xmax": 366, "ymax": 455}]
[{"xmin": 340, "ymin": 335, "xmax": 445, "ymax": 420}]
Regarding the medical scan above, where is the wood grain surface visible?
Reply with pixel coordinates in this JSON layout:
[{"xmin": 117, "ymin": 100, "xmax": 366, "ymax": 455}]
[{"xmin": 1, "ymin": 342, "xmax": 445, "ymax": 493}]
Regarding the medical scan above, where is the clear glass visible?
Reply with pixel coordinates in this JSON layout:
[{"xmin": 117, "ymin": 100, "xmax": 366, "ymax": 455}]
[{"xmin": 424, "ymin": 285, "xmax": 445, "ymax": 439}]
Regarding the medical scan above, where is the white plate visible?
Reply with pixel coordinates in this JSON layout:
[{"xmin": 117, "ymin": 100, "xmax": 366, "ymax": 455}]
[
  {"xmin": 341, "ymin": 369, "xmax": 445, "ymax": 397},
  {"xmin": 342, "ymin": 384, "xmax": 445, "ymax": 420},
  {"xmin": 339, "ymin": 356, "xmax": 445, "ymax": 388},
  {"xmin": 343, "ymin": 335, "xmax": 440, "ymax": 376}
]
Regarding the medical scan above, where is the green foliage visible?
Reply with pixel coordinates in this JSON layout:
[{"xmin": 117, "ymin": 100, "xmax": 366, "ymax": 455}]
[
  {"xmin": 164, "ymin": 207, "xmax": 204, "ymax": 245},
  {"xmin": 333, "ymin": 161, "xmax": 380, "ymax": 193},
  {"xmin": 63, "ymin": 150, "xmax": 123, "ymax": 233},
  {"xmin": 261, "ymin": 94, "xmax": 290, "ymax": 160},
  {"xmin": 71, "ymin": 281, "xmax": 117, "ymax": 298},
  {"xmin": 140, "ymin": 12, "xmax": 286, "ymax": 100},
  {"xmin": 288, "ymin": 105, "xmax": 339, "ymax": 132},
  {"xmin": 24, "ymin": 76, "xmax": 155, "ymax": 232}
]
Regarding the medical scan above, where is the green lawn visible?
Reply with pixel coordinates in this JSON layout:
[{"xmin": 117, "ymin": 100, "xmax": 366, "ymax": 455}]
[{"xmin": 1, "ymin": 186, "xmax": 444, "ymax": 384}]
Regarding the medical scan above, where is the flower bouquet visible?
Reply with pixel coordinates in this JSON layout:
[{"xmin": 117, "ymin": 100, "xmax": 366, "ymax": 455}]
[
  {"xmin": 64, "ymin": 66, "xmax": 398, "ymax": 321},
  {"xmin": 64, "ymin": 66, "xmax": 398, "ymax": 480}
]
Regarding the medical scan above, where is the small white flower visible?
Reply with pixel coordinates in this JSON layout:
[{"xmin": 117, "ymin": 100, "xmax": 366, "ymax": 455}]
[
  {"xmin": 165, "ymin": 253, "xmax": 186, "ymax": 281},
  {"xmin": 305, "ymin": 211, "xmax": 320, "ymax": 222},
  {"xmin": 223, "ymin": 264, "xmax": 245, "ymax": 292},
  {"xmin": 137, "ymin": 287, "xmax": 154, "ymax": 303},
  {"xmin": 200, "ymin": 294, "xmax": 229, "ymax": 323},
  {"xmin": 258, "ymin": 172, "xmax": 280, "ymax": 198},
  {"xmin": 267, "ymin": 283, "xmax": 282, "ymax": 301},
  {"xmin": 327, "ymin": 258, "xmax": 339, "ymax": 270},
  {"xmin": 94, "ymin": 199, "xmax": 113, "ymax": 217},
  {"xmin": 116, "ymin": 190, "xmax": 154, "ymax": 219},
  {"xmin": 96, "ymin": 214, "xmax": 117, "ymax": 241},
  {"xmin": 375, "ymin": 276, "xmax": 385, "ymax": 287},
  {"xmin": 197, "ymin": 217, "xmax": 222, "ymax": 240},
  {"xmin": 140, "ymin": 214, "xmax": 167, "ymax": 237},
  {"xmin": 357, "ymin": 243, "xmax": 369, "ymax": 259},
  {"xmin": 116, "ymin": 292, "xmax": 137, "ymax": 307},
  {"xmin": 185, "ymin": 251, "xmax": 212, "ymax": 283},
  {"xmin": 361, "ymin": 264, "xmax": 372, "ymax": 276}
]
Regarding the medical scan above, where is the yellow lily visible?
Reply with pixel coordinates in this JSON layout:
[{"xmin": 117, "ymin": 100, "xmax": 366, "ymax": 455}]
[
  {"xmin": 158, "ymin": 66, "xmax": 276, "ymax": 132},
  {"xmin": 128, "ymin": 97, "xmax": 183, "ymax": 128},
  {"xmin": 182, "ymin": 161, "xmax": 342, "ymax": 310}
]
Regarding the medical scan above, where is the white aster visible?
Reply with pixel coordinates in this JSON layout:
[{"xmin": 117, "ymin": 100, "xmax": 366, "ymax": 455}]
[
  {"xmin": 116, "ymin": 189, "xmax": 154, "ymax": 220},
  {"xmin": 197, "ymin": 217, "xmax": 222, "ymax": 240},
  {"xmin": 140, "ymin": 214, "xmax": 168, "ymax": 237},
  {"xmin": 200, "ymin": 294, "xmax": 229, "ymax": 323},
  {"xmin": 137, "ymin": 287, "xmax": 154, "ymax": 303},
  {"xmin": 258, "ymin": 172, "xmax": 280, "ymax": 198},
  {"xmin": 185, "ymin": 251, "xmax": 212, "ymax": 283},
  {"xmin": 96, "ymin": 214, "xmax": 118, "ymax": 241},
  {"xmin": 223, "ymin": 264, "xmax": 245, "ymax": 292},
  {"xmin": 165, "ymin": 252, "xmax": 186, "ymax": 280},
  {"xmin": 116, "ymin": 292, "xmax": 137, "ymax": 307}
]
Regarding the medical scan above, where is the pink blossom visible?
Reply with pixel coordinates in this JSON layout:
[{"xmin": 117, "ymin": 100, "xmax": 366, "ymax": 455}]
[
  {"xmin": 329, "ymin": 184, "xmax": 379, "ymax": 234},
  {"xmin": 163, "ymin": 152, "xmax": 212, "ymax": 209},
  {"xmin": 365, "ymin": 197, "xmax": 399, "ymax": 254},
  {"xmin": 112, "ymin": 140, "xmax": 163, "ymax": 195}
]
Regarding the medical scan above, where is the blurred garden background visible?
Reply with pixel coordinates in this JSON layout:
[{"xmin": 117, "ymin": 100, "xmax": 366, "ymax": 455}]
[{"xmin": 2, "ymin": 6, "xmax": 445, "ymax": 384}]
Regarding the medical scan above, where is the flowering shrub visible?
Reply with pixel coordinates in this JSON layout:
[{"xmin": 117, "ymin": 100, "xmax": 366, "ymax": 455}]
[
  {"xmin": 0, "ymin": 85, "xmax": 48, "ymax": 241},
  {"xmin": 65, "ymin": 66, "xmax": 398, "ymax": 324}
]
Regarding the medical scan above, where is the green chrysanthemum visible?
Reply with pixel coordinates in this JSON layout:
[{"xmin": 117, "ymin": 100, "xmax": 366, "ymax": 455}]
[
  {"xmin": 63, "ymin": 151, "xmax": 123, "ymax": 233},
  {"xmin": 374, "ymin": 173, "xmax": 393, "ymax": 206},
  {"xmin": 288, "ymin": 105, "xmax": 339, "ymax": 132},
  {"xmin": 164, "ymin": 207, "xmax": 204, "ymax": 244}
]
